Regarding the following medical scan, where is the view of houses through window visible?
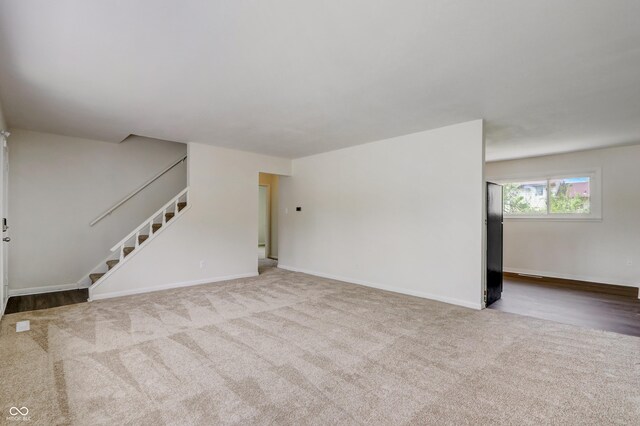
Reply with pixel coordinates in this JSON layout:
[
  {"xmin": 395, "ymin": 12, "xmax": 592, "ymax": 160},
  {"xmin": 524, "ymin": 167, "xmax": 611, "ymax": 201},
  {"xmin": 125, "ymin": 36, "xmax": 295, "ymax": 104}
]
[{"xmin": 503, "ymin": 176, "xmax": 591, "ymax": 216}]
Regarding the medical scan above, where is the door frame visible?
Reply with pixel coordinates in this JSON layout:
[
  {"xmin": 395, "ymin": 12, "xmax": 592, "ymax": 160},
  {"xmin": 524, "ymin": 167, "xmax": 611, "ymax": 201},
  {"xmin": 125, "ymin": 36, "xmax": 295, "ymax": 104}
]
[{"xmin": 0, "ymin": 131, "xmax": 8, "ymax": 315}]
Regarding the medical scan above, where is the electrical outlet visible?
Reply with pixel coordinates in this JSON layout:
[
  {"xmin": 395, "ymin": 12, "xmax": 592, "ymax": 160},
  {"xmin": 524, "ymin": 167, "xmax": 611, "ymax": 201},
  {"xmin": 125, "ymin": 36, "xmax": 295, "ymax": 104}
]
[
  {"xmin": 626, "ymin": 259, "xmax": 633, "ymax": 266},
  {"xmin": 199, "ymin": 260, "xmax": 206, "ymax": 269},
  {"xmin": 16, "ymin": 320, "xmax": 30, "ymax": 332}
]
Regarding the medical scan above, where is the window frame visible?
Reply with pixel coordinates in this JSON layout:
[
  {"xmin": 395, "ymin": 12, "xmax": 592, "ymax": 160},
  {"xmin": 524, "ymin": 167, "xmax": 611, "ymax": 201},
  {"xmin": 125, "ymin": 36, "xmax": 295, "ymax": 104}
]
[{"xmin": 490, "ymin": 168, "xmax": 602, "ymax": 221}]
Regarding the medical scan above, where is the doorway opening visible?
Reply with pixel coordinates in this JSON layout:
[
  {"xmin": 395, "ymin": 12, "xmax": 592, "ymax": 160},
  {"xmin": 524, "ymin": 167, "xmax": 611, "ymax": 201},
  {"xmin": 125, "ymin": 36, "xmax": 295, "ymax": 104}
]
[
  {"xmin": 486, "ymin": 179, "xmax": 640, "ymax": 337},
  {"xmin": 258, "ymin": 172, "xmax": 279, "ymax": 274}
]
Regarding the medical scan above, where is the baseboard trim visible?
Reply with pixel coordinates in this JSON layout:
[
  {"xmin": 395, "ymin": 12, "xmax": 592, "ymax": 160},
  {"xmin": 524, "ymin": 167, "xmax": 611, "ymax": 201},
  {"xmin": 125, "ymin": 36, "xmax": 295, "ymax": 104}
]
[
  {"xmin": 9, "ymin": 282, "xmax": 90, "ymax": 297},
  {"xmin": 504, "ymin": 269, "xmax": 639, "ymax": 298},
  {"xmin": 503, "ymin": 267, "xmax": 638, "ymax": 287},
  {"xmin": 88, "ymin": 272, "xmax": 258, "ymax": 301},
  {"xmin": 278, "ymin": 265, "xmax": 482, "ymax": 310}
]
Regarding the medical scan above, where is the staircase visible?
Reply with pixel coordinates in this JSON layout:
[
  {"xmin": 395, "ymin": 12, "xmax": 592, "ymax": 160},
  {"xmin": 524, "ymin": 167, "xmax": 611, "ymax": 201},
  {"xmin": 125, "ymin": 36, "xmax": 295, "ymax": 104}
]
[{"xmin": 80, "ymin": 187, "xmax": 190, "ymax": 293}]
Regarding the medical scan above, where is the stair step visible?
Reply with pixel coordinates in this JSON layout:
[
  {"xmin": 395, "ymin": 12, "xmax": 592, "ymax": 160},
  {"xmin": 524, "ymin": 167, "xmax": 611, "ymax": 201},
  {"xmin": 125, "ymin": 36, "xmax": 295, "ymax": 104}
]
[
  {"xmin": 87, "ymin": 194, "xmax": 188, "ymax": 289},
  {"xmin": 106, "ymin": 259, "xmax": 119, "ymax": 270},
  {"xmin": 90, "ymin": 273, "xmax": 105, "ymax": 284}
]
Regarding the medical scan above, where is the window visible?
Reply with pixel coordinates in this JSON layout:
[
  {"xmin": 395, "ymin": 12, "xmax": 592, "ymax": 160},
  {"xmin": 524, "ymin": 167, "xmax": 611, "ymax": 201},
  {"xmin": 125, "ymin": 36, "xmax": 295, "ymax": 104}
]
[
  {"xmin": 549, "ymin": 177, "xmax": 590, "ymax": 214},
  {"xmin": 503, "ymin": 180, "xmax": 548, "ymax": 215},
  {"xmin": 498, "ymin": 171, "xmax": 600, "ymax": 219}
]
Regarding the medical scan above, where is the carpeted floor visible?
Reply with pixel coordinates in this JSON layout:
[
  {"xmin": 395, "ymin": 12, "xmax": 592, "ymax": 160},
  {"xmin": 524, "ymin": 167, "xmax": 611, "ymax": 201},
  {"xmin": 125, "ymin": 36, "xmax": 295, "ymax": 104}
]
[{"xmin": 1, "ymin": 266, "xmax": 639, "ymax": 425}]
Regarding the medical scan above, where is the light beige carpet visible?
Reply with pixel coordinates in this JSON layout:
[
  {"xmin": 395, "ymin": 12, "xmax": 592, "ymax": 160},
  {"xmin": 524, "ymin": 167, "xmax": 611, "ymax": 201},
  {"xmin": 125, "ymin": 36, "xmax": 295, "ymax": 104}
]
[{"xmin": 1, "ymin": 266, "xmax": 639, "ymax": 425}]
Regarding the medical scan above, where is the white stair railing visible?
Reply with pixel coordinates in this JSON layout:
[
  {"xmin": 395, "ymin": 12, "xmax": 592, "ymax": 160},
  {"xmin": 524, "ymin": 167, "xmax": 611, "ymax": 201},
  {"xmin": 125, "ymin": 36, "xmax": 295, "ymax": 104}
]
[
  {"xmin": 79, "ymin": 187, "xmax": 190, "ymax": 290},
  {"xmin": 90, "ymin": 155, "xmax": 187, "ymax": 226}
]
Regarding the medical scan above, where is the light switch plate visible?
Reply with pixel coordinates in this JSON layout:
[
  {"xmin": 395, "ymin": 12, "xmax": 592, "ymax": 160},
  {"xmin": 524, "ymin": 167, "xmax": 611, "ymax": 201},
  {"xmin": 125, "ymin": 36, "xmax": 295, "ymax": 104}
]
[{"xmin": 16, "ymin": 320, "xmax": 30, "ymax": 332}]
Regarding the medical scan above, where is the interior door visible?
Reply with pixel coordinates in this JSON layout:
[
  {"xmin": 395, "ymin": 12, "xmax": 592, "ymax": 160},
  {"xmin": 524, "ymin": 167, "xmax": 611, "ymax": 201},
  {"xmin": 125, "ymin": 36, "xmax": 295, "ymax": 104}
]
[
  {"xmin": 486, "ymin": 182, "xmax": 503, "ymax": 306},
  {"xmin": 0, "ymin": 133, "xmax": 8, "ymax": 312}
]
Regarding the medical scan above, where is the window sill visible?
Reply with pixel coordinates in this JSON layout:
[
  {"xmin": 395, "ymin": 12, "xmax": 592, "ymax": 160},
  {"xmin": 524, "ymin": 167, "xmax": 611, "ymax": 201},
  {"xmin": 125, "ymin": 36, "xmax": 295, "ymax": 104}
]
[{"xmin": 504, "ymin": 216, "xmax": 602, "ymax": 222}]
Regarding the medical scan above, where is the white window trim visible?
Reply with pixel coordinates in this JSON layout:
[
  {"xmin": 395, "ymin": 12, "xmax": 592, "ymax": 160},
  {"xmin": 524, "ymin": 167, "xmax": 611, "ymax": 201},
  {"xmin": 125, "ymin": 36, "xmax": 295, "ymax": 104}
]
[{"xmin": 489, "ymin": 167, "xmax": 602, "ymax": 221}]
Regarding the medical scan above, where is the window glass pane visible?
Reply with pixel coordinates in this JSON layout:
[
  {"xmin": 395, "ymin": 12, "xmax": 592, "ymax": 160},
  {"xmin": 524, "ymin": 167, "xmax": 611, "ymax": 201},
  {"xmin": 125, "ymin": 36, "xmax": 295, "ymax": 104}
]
[
  {"xmin": 549, "ymin": 177, "xmax": 590, "ymax": 214},
  {"xmin": 503, "ymin": 181, "xmax": 547, "ymax": 215}
]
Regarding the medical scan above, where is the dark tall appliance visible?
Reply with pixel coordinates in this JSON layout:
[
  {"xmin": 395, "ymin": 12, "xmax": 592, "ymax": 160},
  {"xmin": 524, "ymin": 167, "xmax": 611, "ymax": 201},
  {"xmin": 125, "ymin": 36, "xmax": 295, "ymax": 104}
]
[{"xmin": 486, "ymin": 182, "xmax": 503, "ymax": 306}]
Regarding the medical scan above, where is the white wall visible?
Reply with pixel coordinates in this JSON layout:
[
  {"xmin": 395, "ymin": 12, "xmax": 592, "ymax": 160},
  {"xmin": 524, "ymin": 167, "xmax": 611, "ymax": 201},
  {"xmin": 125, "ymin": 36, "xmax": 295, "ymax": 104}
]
[
  {"xmin": 279, "ymin": 120, "xmax": 485, "ymax": 309},
  {"xmin": 487, "ymin": 144, "xmax": 640, "ymax": 289},
  {"xmin": 8, "ymin": 130, "xmax": 187, "ymax": 294},
  {"xmin": 90, "ymin": 143, "xmax": 291, "ymax": 300}
]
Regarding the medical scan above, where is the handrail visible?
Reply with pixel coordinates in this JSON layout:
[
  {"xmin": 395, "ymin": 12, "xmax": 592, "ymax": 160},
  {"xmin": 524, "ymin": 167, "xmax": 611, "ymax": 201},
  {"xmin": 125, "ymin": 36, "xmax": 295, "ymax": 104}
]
[
  {"xmin": 110, "ymin": 186, "xmax": 189, "ymax": 251},
  {"xmin": 90, "ymin": 155, "xmax": 187, "ymax": 226}
]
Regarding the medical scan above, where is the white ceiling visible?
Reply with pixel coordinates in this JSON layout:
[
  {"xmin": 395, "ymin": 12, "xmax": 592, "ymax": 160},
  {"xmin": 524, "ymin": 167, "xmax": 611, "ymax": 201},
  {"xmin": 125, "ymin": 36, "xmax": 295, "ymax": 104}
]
[{"xmin": 0, "ymin": 1, "xmax": 639, "ymax": 160}]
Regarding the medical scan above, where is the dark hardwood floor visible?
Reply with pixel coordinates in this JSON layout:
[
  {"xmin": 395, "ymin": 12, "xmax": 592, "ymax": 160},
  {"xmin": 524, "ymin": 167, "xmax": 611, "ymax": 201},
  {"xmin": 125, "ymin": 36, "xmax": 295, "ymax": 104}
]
[
  {"xmin": 5, "ymin": 289, "xmax": 88, "ymax": 314},
  {"xmin": 490, "ymin": 277, "xmax": 640, "ymax": 337}
]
